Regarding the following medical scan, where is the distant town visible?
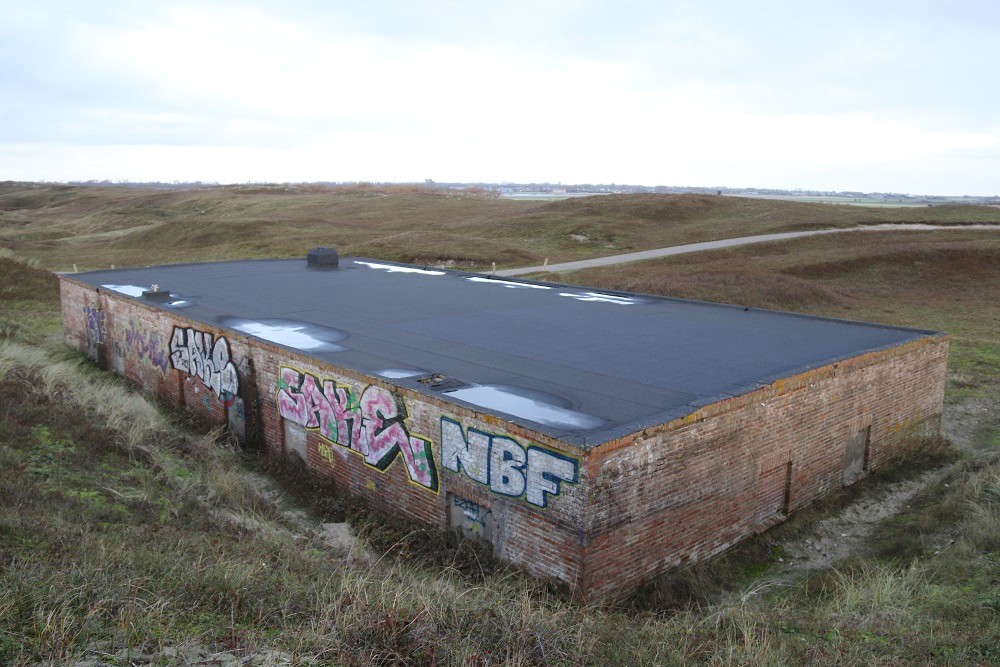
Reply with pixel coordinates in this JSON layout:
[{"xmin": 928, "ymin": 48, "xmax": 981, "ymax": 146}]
[
  {"xmin": 57, "ymin": 179, "xmax": 1000, "ymax": 205},
  {"xmin": 435, "ymin": 181, "xmax": 1000, "ymax": 205}
]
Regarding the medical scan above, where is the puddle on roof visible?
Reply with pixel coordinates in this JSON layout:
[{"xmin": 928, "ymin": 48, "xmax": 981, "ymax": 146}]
[
  {"xmin": 559, "ymin": 291, "xmax": 638, "ymax": 305},
  {"xmin": 464, "ymin": 277, "xmax": 552, "ymax": 290},
  {"xmin": 444, "ymin": 384, "xmax": 605, "ymax": 431},
  {"xmin": 354, "ymin": 261, "xmax": 445, "ymax": 276},
  {"xmin": 101, "ymin": 284, "xmax": 145, "ymax": 297},
  {"xmin": 220, "ymin": 318, "xmax": 347, "ymax": 352},
  {"xmin": 102, "ymin": 284, "xmax": 191, "ymax": 307},
  {"xmin": 376, "ymin": 368, "xmax": 428, "ymax": 379}
]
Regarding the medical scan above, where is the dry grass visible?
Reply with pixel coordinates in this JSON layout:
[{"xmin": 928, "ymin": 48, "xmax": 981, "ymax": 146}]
[{"xmin": 4, "ymin": 183, "xmax": 1000, "ymax": 273}]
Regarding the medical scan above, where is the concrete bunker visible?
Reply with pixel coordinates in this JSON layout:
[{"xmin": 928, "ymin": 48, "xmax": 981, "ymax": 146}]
[{"xmin": 59, "ymin": 250, "xmax": 949, "ymax": 603}]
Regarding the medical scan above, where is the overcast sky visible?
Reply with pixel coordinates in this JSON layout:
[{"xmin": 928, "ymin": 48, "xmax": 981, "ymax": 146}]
[{"xmin": 1, "ymin": 1, "xmax": 997, "ymax": 194}]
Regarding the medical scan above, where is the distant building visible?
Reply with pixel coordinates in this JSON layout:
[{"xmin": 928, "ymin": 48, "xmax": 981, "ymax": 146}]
[{"xmin": 60, "ymin": 251, "xmax": 948, "ymax": 602}]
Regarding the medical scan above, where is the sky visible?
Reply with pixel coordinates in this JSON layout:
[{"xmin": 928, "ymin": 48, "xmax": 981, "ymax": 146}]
[{"xmin": 1, "ymin": 1, "xmax": 998, "ymax": 194}]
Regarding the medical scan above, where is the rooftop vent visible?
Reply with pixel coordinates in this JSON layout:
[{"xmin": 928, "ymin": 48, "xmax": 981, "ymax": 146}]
[
  {"xmin": 142, "ymin": 284, "xmax": 172, "ymax": 302},
  {"xmin": 417, "ymin": 374, "xmax": 469, "ymax": 391},
  {"xmin": 307, "ymin": 247, "xmax": 339, "ymax": 269}
]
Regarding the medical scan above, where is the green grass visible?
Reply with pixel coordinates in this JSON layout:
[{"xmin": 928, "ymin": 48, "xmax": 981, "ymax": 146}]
[{"xmin": 1, "ymin": 187, "xmax": 1000, "ymax": 664}]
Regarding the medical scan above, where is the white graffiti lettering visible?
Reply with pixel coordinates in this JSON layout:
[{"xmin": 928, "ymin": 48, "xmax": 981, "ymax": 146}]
[
  {"xmin": 441, "ymin": 422, "xmax": 490, "ymax": 485},
  {"xmin": 169, "ymin": 326, "xmax": 239, "ymax": 403},
  {"xmin": 440, "ymin": 418, "xmax": 578, "ymax": 507},
  {"xmin": 488, "ymin": 435, "xmax": 527, "ymax": 497}
]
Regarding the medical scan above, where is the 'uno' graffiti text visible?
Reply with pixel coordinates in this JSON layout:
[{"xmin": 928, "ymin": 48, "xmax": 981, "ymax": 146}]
[{"xmin": 169, "ymin": 326, "xmax": 240, "ymax": 403}]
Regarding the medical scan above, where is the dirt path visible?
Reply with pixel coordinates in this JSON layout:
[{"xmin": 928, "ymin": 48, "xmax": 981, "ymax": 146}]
[
  {"xmin": 765, "ymin": 395, "xmax": 995, "ymax": 583},
  {"xmin": 772, "ymin": 465, "xmax": 953, "ymax": 578},
  {"xmin": 495, "ymin": 224, "xmax": 1000, "ymax": 277}
]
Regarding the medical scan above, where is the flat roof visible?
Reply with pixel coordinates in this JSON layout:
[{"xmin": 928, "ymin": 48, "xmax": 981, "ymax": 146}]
[{"xmin": 69, "ymin": 257, "xmax": 940, "ymax": 447}]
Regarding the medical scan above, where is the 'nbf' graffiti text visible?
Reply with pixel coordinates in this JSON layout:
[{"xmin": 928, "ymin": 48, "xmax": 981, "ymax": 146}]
[{"xmin": 441, "ymin": 418, "xmax": 578, "ymax": 508}]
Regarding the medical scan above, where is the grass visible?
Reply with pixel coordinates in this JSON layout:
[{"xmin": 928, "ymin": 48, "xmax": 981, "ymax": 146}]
[
  {"xmin": 4, "ymin": 182, "xmax": 1000, "ymax": 272},
  {"xmin": 1, "ymin": 186, "xmax": 999, "ymax": 664}
]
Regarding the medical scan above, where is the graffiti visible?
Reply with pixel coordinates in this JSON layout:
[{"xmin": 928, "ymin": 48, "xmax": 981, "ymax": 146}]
[
  {"xmin": 441, "ymin": 418, "xmax": 578, "ymax": 508},
  {"xmin": 453, "ymin": 496, "xmax": 488, "ymax": 529},
  {"xmin": 450, "ymin": 495, "xmax": 495, "ymax": 540},
  {"xmin": 83, "ymin": 306, "xmax": 105, "ymax": 344},
  {"xmin": 169, "ymin": 326, "xmax": 240, "ymax": 403},
  {"xmin": 276, "ymin": 367, "xmax": 438, "ymax": 492},
  {"xmin": 317, "ymin": 439, "xmax": 337, "ymax": 466},
  {"xmin": 124, "ymin": 319, "xmax": 169, "ymax": 373}
]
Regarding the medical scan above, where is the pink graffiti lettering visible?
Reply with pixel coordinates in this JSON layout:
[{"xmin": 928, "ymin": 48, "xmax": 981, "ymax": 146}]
[
  {"xmin": 330, "ymin": 383, "xmax": 363, "ymax": 452},
  {"xmin": 276, "ymin": 367, "xmax": 438, "ymax": 492},
  {"xmin": 276, "ymin": 368, "xmax": 340, "ymax": 442}
]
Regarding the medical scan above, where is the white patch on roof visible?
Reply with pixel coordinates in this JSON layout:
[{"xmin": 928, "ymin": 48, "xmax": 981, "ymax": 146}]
[
  {"xmin": 377, "ymin": 369, "xmax": 427, "ymax": 379},
  {"xmin": 229, "ymin": 321, "xmax": 342, "ymax": 351},
  {"xmin": 354, "ymin": 261, "xmax": 445, "ymax": 276},
  {"xmin": 465, "ymin": 276, "xmax": 552, "ymax": 289},
  {"xmin": 101, "ymin": 284, "xmax": 146, "ymax": 297},
  {"xmin": 103, "ymin": 284, "xmax": 190, "ymax": 306},
  {"xmin": 559, "ymin": 291, "xmax": 636, "ymax": 305},
  {"xmin": 444, "ymin": 385, "xmax": 604, "ymax": 431}
]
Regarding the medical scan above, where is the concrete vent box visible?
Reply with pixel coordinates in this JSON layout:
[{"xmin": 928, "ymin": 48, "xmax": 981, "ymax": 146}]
[{"xmin": 307, "ymin": 247, "xmax": 339, "ymax": 268}]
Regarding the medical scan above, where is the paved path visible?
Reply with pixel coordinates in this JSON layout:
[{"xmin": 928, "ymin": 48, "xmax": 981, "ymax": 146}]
[{"xmin": 494, "ymin": 224, "xmax": 999, "ymax": 277}]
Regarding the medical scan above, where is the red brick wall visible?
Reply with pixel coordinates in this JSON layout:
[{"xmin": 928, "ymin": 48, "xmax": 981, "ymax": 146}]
[
  {"xmin": 61, "ymin": 280, "xmax": 98, "ymax": 354},
  {"xmin": 580, "ymin": 336, "xmax": 948, "ymax": 602},
  {"xmin": 61, "ymin": 278, "xmax": 252, "ymax": 425},
  {"xmin": 248, "ymin": 346, "xmax": 588, "ymax": 586}
]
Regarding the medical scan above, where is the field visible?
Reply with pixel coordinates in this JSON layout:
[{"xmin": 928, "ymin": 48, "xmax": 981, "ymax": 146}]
[
  {"xmin": 723, "ymin": 193, "xmax": 986, "ymax": 207},
  {"xmin": 1, "ymin": 183, "xmax": 999, "ymax": 665},
  {"xmin": 4, "ymin": 181, "xmax": 1000, "ymax": 272}
]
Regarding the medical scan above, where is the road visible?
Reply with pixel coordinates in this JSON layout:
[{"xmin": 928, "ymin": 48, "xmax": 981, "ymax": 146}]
[{"xmin": 493, "ymin": 224, "xmax": 998, "ymax": 277}]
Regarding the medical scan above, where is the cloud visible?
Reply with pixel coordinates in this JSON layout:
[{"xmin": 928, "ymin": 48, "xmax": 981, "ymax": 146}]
[{"xmin": 1, "ymin": 0, "xmax": 999, "ymax": 194}]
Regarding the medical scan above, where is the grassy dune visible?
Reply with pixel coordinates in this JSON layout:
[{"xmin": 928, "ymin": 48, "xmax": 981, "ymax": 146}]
[
  {"xmin": 1, "ymin": 185, "xmax": 999, "ymax": 665},
  {"xmin": 4, "ymin": 182, "xmax": 1000, "ymax": 272}
]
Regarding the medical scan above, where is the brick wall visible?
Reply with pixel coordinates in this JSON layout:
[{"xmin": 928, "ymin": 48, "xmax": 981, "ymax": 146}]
[
  {"xmin": 580, "ymin": 336, "xmax": 949, "ymax": 602},
  {"xmin": 60, "ymin": 276, "xmax": 948, "ymax": 604},
  {"xmin": 248, "ymin": 344, "xmax": 588, "ymax": 587},
  {"xmin": 61, "ymin": 280, "xmax": 99, "ymax": 356}
]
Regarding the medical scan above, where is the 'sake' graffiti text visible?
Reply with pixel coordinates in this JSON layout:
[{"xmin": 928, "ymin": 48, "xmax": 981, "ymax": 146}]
[{"xmin": 276, "ymin": 367, "xmax": 438, "ymax": 492}]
